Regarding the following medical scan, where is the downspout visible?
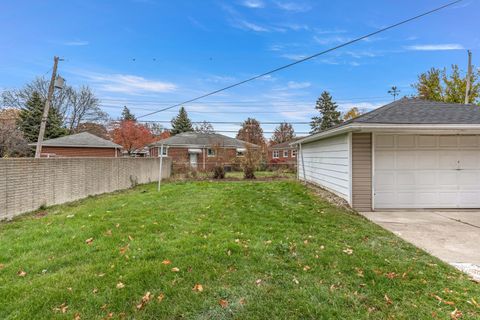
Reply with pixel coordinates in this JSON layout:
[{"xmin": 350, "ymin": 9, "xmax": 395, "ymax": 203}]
[
  {"xmin": 299, "ymin": 142, "xmax": 306, "ymax": 184},
  {"xmin": 203, "ymin": 145, "xmax": 206, "ymax": 171},
  {"xmin": 158, "ymin": 144, "xmax": 164, "ymax": 192}
]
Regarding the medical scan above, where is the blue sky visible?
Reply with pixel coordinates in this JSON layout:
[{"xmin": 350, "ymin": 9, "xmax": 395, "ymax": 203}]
[{"xmin": 0, "ymin": 0, "xmax": 478, "ymax": 137}]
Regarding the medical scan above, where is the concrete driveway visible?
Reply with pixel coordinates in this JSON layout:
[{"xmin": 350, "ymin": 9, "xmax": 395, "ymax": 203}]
[{"xmin": 360, "ymin": 210, "xmax": 480, "ymax": 281}]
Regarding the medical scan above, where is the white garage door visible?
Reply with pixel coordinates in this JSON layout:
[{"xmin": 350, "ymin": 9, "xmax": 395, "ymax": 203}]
[{"xmin": 374, "ymin": 134, "xmax": 480, "ymax": 209}]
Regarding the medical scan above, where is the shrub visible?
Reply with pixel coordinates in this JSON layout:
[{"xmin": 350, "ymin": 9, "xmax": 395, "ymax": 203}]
[{"xmin": 213, "ymin": 166, "xmax": 225, "ymax": 179}]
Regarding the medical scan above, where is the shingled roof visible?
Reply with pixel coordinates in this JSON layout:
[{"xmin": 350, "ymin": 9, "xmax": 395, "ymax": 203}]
[
  {"xmin": 35, "ymin": 132, "xmax": 121, "ymax": 148},
  {"xmin": 150, "ymin": 132, "xmax": 257, "ymax": 148},
  {"xmin": 347, "ymin": 98, "xmax": 480, "ymax": 125}
]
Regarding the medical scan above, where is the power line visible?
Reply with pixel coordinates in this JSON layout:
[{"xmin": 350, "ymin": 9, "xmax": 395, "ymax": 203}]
[
  {"xmin": 138, "ymin": 120, "xmax": 310, "ymax": 124},
  {"xmin": 137, "ymin": 0, "xmax": 461, "ymax": 119}
]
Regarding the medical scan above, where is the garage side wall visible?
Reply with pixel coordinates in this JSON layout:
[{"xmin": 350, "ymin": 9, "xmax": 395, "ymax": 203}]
[
  {"xmin": 298, "ymin": 133, "xmax": 351, "ymax": 202},
  {"xmin": 352, "ymin": 133, "xmax": 372, "ymax": 211}
]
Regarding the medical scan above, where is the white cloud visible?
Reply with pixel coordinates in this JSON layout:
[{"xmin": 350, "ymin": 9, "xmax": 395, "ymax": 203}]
[
  {"xmin": 241, "ymin": 0, "xmax": 265, "ymax": 8},
  {"xmin": 314, "ymin": 35, "xmax": 351, "ymax": 45},
  {"xmin": 281, "ymin": 53, "xmax": 308, "ymax": 60},
  {"xmin": 235, "ymin": 19, "xmax": 269, "ymax": 32},
  {"xmin": 287, "ymin": 81, "xmax": 311, "ymax": 89},
  {"xmin": 63, "ymin": 40, "xmax": 89, "ymax": 46},
  {"xmin": 274, "ymin": 1, "xmax": 311, "ymax": 12},
  {"xmin": 405, "ymin": 44, "xmax": 464, "ymax": 51},
  {"xmin": 83, "ymin": 72, "xmax": 177, "ymax": 94}
]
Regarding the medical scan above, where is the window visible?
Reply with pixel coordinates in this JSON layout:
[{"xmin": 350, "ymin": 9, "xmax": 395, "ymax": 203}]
[
  {"xmin": 273, "ymin": 150, "xmax": 279, "ymax": 158},
  {"xmin": 236, "ymin": 150, "xmax": 245, "ymax": 157},
  {"xmin": 158, "ymin": 146, "xmax": 168, "ymax": 156},
  {"xmin": 291, "ymin": 149, "xmax": 297, "ymax": 158},
  {"xmin": 283, "ymin": 150, "xmax": 289, "ymax": 158},
  {"xmin": 207, "ymin": 148, "xmax": 216, "ymax": 157}
]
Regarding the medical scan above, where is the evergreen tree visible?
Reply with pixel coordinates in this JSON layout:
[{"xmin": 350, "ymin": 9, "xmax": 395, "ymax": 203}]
[
  {"xmin": 310, "ymin": 91, "xmax": 342, "ymax": 133},
  {"xmin": 170, "ymin": 107, "xmax": 193, "ymax": 135},
  {"xmin": 121, "ymin": 106, "xmax": 136, "ymax": 121},
  {"xmin": 270, "ymin": 122, "xmax": 295, "ymax": 144},
  {"xmin": 17, "ymin": 91, "xmax": 68, "ymax": 142}
]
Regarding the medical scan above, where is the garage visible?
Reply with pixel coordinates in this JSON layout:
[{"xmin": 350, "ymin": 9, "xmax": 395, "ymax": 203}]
[{"xmin": 374, "ymin": 134, "xmax": 480, "ymax": 209}]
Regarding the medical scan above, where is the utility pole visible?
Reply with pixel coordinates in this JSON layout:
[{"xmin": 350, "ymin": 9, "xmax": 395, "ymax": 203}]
[
  {"xmin": 35, "ymin": 56, "xmax": 60, "ymax": 158},
  {"xmin": 465, "ymin": 50, "xmax": 472, "ymax": 104},
  {"xmin": 388, "ymin": 86, "xmax": 400, "ymax": 101}
]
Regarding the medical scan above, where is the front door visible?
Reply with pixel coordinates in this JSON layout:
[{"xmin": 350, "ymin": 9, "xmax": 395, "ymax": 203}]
[{"xmin": 189, "ymin": 153, "xmax": 198, "ymax": 169}]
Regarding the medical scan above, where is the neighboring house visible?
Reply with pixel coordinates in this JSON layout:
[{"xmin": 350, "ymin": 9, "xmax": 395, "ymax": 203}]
[
  {"xmin": 149, "ymin": 132, "xmax": 257, "ymax": 170},
  {"xmin": 293, "ymin": 98, "xmax": 480, "ymax": 211},
  {"xmin": 268, "ymin": 138, "xmax": 300, "ymax": 167},
  {"xmin": 31, "ymin": 132, "xmax": 122, "ymax": 157}
]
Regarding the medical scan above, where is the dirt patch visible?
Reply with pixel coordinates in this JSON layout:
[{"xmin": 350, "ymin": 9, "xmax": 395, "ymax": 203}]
[
  {"xmin": 305, "ymin": 182, "xmax": 355, "ymax": 213},
  {"xmin": 34, "ymin": 211, "xmax": 48, "ymax": 219}
]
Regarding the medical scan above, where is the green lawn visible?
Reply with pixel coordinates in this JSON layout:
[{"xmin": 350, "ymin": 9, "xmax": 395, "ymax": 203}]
[{"xmin": 0, "ymin": 181, "xmax": 479, "ymax": 319}]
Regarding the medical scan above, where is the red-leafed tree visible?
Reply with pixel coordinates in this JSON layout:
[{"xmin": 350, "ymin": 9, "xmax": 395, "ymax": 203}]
[{"xmin": 111, "ymin": 120, "xmax": 154, "ymax": 155}]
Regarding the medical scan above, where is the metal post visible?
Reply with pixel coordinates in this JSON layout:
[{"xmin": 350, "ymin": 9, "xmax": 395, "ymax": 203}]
[
  {"xmin": 158, "ymin": 144, "xmax": 164, "ymax": 192},
  {"xmin": 465, "ymin": 50, "xmax": 472, "ymax": 104},
  {"xmin": 35, "ymin": 56, "xmax": 60, "ymax": 158},
  {"xmin": 300, "ymin": 142, "xmax": 306, "ymax": 184}
]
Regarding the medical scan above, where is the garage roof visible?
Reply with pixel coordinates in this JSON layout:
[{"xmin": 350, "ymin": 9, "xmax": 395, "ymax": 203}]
[{"xmin": 350, "ymin": 98, "xmax": 480, "ymax": 124}]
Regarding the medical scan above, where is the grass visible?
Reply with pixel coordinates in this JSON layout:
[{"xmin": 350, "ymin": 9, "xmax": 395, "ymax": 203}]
[{"xmin": 0, "ymin": 180, "xmax": 479, "ymax": 319}]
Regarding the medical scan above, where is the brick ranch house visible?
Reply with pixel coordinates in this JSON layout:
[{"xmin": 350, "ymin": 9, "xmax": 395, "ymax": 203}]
[
  {"xmin": 267, "ymin": 138, "xmax": 300, "ymax": 168},
  {"xmin": 149, "ymin": 132, "xmax": 258, "ymax": 171},
  {"xmin": 293, "ymin": 98, "xmax": 480, "ymax": 211},
  {"xmin": 31, "ymin": 132, "xmax": 122, "ymax": 157}
]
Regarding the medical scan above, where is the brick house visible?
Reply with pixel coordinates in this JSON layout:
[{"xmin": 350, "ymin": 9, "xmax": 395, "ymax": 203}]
[
  {"xmin": 31, "ymin": 132, "xmax": 122, "ymax": 157},
  {"xmin": 267, "ymin": 139, "xmax": 299, "ymax": 168},
  {"xmin": 149, "ymin": 132, "xmax": 257, "ymax": 171}
]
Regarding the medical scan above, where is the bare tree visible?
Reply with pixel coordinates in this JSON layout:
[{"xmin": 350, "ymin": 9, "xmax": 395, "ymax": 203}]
[
  {"xmin": 195, "ymin": 121, "xmax": 215, "ymax": 133},
  {"xmin": 0, "ymin": 108, "xmax": 30, "ymax": 157},
  {"xmin": 2, "ymin": 77, "xmax": 107, "ymax": 133}
]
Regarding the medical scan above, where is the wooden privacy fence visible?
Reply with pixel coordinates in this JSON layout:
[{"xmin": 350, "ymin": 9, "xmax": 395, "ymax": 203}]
[{"xmin": 0, "ymin": 157, "xmax": 171, "ymax": 220}]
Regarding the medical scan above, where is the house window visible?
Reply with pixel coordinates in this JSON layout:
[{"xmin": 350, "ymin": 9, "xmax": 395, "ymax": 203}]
[
  {"xmin": 158, "ymin": 147, "xmax": 167, "ymax": 156},
  {"xmin": 207, "ymin": 148, "xmax": 216, "ymax": 157},
  {"xmin": 291, "ymin": 149, "xmax": 297, "ymax": 158},
  {"xmin": 273, "ymin": 150, "xmax": 279, "ymax": 158},
  {"xmin": 236, "ymin": 150, "xmax": 245, "ymax": 157},
  {"xmin": 283, "ymin": 150, "xmax": 289, "ymax": 158}
]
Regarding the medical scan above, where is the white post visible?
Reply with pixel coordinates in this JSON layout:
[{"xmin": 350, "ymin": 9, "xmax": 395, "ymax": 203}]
[{"xmin": 158, "ymin": 144, "xmax": 164, "ymax": 192}]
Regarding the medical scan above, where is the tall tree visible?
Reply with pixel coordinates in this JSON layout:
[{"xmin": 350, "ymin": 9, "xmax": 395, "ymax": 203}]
[
  {"xmin": 343, "ymin": 107, "xmax": 361, "ymax": 121},
  {"xmin": 17, "ymin": 91, "xmax": 68, "ymax": 142},
  {"xmin": 170, "ymin": 107, "xmax": 193, "ymax": 135},
  {"xmin": 75, "ymin": 122, "xmax": 109, "ymax": 139},
  {"xmin": 412, "ymin": 65, "xmax": 480, "ymax": 104},
  {"xmin": 2, "ymin": 77, "xmax": 106, "ymax": 131},
  {"xmin": 121, "ymin": 106, "xmax": 136, "ymax": 121},
  {"xmin": 111, "ymin": 120, "xmax": 154, "ymax": 155},
  {"xmin": 236, "ymin": 118, "xmax": 265, "ymax": 146},
  {"xmin": 194, "ymin": 120, "xmax": 215, "ymax": 134},
  {"xmin": 270, "ymin": 122, "xmax": 295, "ymax": 144},
  {"xmin": 0, "ymin": 108, "xmax": 30, "ymax": 157},
  {"xmin": 310, "ymin": 91, "xmax": 342, "ymax": 133}
]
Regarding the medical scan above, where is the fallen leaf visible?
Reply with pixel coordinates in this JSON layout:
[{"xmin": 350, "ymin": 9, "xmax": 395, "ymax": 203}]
[
  {"xmin": 128, "ymin": 235, "xmax": 134, "ymax": 241},
  {"xmin": 219, "ymin": 299, "xmax": 228, "ymax": 308},
  {"xmin": 93, "ymin": 288, "xmax": 98, "ymax": 294},
  {"xmin": 171, "ymin": 267, "xmax": 180, "ymax": 272},
  {"xmin": 192, "ymin": 284, "xmax": 204, "ymax": 292},
  {"xmin": 105, "ymin": 230, "xmax": 112, "ymax": 236},
  {"xmin": 356, "ymin": 268, "xmax": 364, "ymax": 277},
  {"xmin": 303, "ymin": 240, "xmax": 309, "ymax": 244},
  {"xmin": 450, "ymin": 308, "xmax": 462, "ymax": 319},
  {"xmin": 17, "ymin": 270, "xmax": 27, "ymax": 277},
  {"xmin": 115, "ymin": 223, "xmax": 120, "ymax": 228},
  {"xmin": 53, "ymin": 302, "xmax": 68, "ymax": 313},
  {"xmin": 161, "ymin": 260, "xmax": 171, "ymax": 265},
  {"xmin": 434, "ymin": 295, "xmax": 455, "ymax": 306},
  {"xmin": 0, "ymin": 263, "xmax": 5, "ymax": 270},
  {"xmin": 136, "ymin": 292, "xmax": 152, "ymax": 310},
  {"xmin": 384, "ymin": 294, "xmax": 393, "ymax": 305},
  {"xmin": 265, "ymin": 240, "xmax": 272, "ymax": 244},
  {"xmin": 157, "ymin": 293, "xmax": 165, "ymax": 302},
  {"xmin": 320, "ymin": 245, "xmax": 325, "ymax": 250},
  {"xmin": 467, "ymin": 298, "xmax": 479, "ymax": 308},
  {"xmin": 303, "ymin": 265, "xmax": 311, "ymax": 271},
  {"xmin": 385, "ymin": 272, "xmax": 397, "ymax": 279},
  {"xmin": 116, "ymin": 282, "xmax": 125, "ymax": 289},
  {"xmin": 74, "ymin": 312, "xmax": 81, "ymax": 320},
  {"xmin": 293, "ymin": 278, "xmax": 299, "ymax": 285},
  {"xmin": 85, "ymin": 238, "xmax": 94, "ymax": 245},
  {"xmin": 239, "ymin": 298, "xmax": 246, "ymax": 305},
  {"xmin": 343, "ymin": 248, "xmax": 353, "ymax": 255},
  {"xmin": 255, "ymin": 279, "xmax": 262, "ymax": 286},
  {"xmin": 119, "ymin": 245, "xmax": 129, "ymax": 255}
]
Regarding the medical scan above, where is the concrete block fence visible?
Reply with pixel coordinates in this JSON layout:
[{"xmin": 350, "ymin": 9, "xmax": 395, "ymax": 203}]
[{"xmin": 0, "ymin": 157, "xmax": 171, "ymax": 220}]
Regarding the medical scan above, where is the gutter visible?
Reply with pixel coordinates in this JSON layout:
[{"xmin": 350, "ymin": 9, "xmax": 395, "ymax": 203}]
[{"xmin": 291, "ymin": 123, "xmax": 480, "ymax": 145}]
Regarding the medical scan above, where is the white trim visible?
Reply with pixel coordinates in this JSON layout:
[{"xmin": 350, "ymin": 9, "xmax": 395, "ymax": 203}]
[
  {"xmin": 273, "ymin": 150, "xmax": 280, "ymax": 159},
  {"xmin": 291, "ymin": 123, "xmax": 480, "ymax": 145},
  {"xmin": 348, "ymin": 132, "xmax": 353, "ymax": 206},
  {"xmin": 283, "ymin": 150, "xmax": 289, "ymax": 158},
  {"xmin": 371, "ymin": 132, "xmax": 376, "ymax": 211}
]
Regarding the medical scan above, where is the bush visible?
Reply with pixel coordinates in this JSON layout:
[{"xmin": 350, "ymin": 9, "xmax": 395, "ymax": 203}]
[
  {"xmin": 213, "ymin": 166, "xmax": 225, "ymax": 179},
  {"xmin": 243, "ymin": 166, "xmax": 256, "ymax": 179}
]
